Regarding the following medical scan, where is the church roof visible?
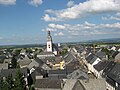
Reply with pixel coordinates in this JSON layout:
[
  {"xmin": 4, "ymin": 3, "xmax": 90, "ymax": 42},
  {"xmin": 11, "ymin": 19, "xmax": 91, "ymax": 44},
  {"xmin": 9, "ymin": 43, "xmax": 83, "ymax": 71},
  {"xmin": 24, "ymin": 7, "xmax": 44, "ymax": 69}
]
[
  {"xmin": 38, "ymin": 52, "xmax": 55, "ymax": 55},
  {"xmin": 52, "ymin": 43, "xmax": 59, "ymax": 52}
]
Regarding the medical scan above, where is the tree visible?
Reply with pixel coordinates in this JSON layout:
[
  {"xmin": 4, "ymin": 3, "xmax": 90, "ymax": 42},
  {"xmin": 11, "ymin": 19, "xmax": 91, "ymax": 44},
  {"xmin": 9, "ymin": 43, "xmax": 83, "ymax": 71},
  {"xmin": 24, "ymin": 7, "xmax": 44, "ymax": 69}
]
[
  {"xmin": 5, "ymin": 75, "xmax": 14, "ymax": 90},
  {"xmin": 13, "ymin": 49, "xmax": 21, "ymax": 56},
  {"xmin": 11, "ymin": 56, "xmax": 17, "ymax": 68},
  {"xmin": 0, "ymin": 69, "xmax": 27, "ymax": 90},
  {"xmin": 0, "ymin": 76, "xmax": 4, "ymax": 90},
  {"xmin": 14, "ymin": 69, "xmax": 26, "ymax": 90},
  {"xmin": 60, "ymin": 48, "xmax": 68, "ymax": 56},
  {"xmin": 0, "ymin": 55, "xmax": 6, "ymax": 63},
  {"xmin": 101, "ymin": 47, "xmax": 112, "ymax": 60},
  {"xmin": 26, "ymin": 48, "xmax": 33, "ymax": 54},
  {"xmin": 0, "ymin": 76, "xmax": 10, "ymax": 90}
]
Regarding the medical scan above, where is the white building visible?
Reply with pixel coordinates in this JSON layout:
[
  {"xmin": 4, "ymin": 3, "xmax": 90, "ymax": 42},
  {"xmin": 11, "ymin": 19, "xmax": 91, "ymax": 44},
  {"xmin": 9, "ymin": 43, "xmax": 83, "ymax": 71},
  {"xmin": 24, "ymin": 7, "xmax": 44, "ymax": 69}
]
[
  {"xmin": 46, "ymin": 31, "xmax": 59, "ymax": 55},
  {"xmin": 47, "ymin": 31, "xmax": 53, "ymax": 52}
]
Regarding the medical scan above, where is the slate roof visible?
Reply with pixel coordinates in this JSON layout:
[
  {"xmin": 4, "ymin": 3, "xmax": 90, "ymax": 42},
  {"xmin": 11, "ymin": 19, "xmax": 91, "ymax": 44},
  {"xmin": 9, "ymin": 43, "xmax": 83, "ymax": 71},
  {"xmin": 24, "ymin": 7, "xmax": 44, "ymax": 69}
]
[
  {"xmin": 75, "ymin": 47, "xmax": 84, "ymax": 53},
  {"xmin": 86, "ymin": 54, "xmax": 99, "ymax": 64},
  {"xmin": 35, "ymin": 58, "xmax": 44, "ymax": 67},
  {"xmin": 4, "ymin": 59, "xmax": 12, "ymax": 63},
  {"xmin": 67, "ymin": 69, "xmax": 88, "ymax": 80},
  {"xmin": 54, "ymin": 56, "xmax": 62, "ymax": 64},
  {"xmin": 107, "ymin": 63, "xmax": 120, "ymax": 84},
  {"xmin": 48, "ymin": 69, "xmax": 66, "ymax": 75},
  {"xmin": 89, "ymin": 56, "xmax": 98, "ymax": 64},
  {"xmin": 48, "ymin": 69, "xmax": 68, "ymax": 79},
  {"xmin": 0, "ymin": 67, "xmax": 28, "ymax": 78},
  {"xmin": 27, "ymin": 59, "xmax": 39, "ymax": 69},
  {"xmin": 96, "ymin": 51, "xmax": 106, "ymax": 59},
  {"xmin": 102, "ymin": 61, "xmax": 116, "ymax": 77},
  {"xmin": 0, "ymin": 63, "xmax": 8, "ymax": 70},
  {"xmin": 52, "ymin": 43, "xmax": 59, "ymax": 52},
  {"xmin": 18, "ymin": 56, "xmax": 32, "ymax": 67},
  {"xmin": 38, "ymin": 52, "xmax": 55, "ymax": 56},
  {"xmin": 64, "ymin": 52, "xmax": 77, "ymax": 63},
  {"xmin": 86, "ymin": 47, "xmax": 101, "ymax": 55},
  {"xmin": 80, "ymin": 79, "xmax": 106, "ymax": 90},
  {"xmin": 115, "ymin": 53, "xmax": 120, "ymax": 61},
  {"xmin": 112, "ymin": 51, "xmax": 119, "ymax": 58},
  {"xmin": 86, "ymin": 53, "xmax": 95, "ymax": 63},
  {"xmin": 94, "ymin": 61, "xmax": 109, "ymax": 72},
  {"xmin": 65, "ymin": 60, "xmax": 80, "ymax": 73},
  {"xmin": 62, "ymin": 79, "xmax": 77, "ymax": 90},
  {"xmin": 35, "ymin": 79, "xmax": 62, "ymax": 89},
  {"xmin": 34, "ymin": 67, "xmax": 47, "ymax": 76},
  {"xmin": 86, "ymin": 48, "xmax": 92, "ymax": 53},
  {"xmin": 72, "ymin": 80, "xmax": 86, "ymax": 90}
]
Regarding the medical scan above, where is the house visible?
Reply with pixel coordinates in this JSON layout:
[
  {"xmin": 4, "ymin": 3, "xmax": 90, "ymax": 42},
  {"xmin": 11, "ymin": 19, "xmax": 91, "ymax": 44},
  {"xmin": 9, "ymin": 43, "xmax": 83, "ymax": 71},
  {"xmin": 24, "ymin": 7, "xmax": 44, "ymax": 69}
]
[
  {"xmin": 20, "ymin": 49, "xmax": 26, "ymax": 55},
  {"xmin": 27, "ymin": 57, "xmax": 51, "ymax": 70},
  {"xmin": 110, "ymin": 46, "xmax": 116, "ymax": 51},
  {"xmin": 48, "ymin": 69, "xmax": 67, "ymax": 79},
  {"xmin": 74, "ymin": 46, "xmax": 87, "ymax": 58},
  {"xmin": 64, "ymin": 52, "xmax": 76, "ymax": 64},
  {"xmin": 102, "ymin": 61, "xmax": 116, "ymax": 77},
  {"xmin": 115, "ymin": 52, "xmax": 120, "ymax": 61},
  {"xmin": 104, "ymin": 63, "xmax": 120, "ymax": 90},
  {"xmin": 65, "ymin": 60, "xmax": 80, "ymax": 72},
  {"xmin": 80, "ymin": 79, "xmax": 106, "ymax": 90},
  {"xmin": 18, "ymin": 55, "xmax": 32, "ymax": 68},
  {"xmin": 72, "ymin": 80, "xmax": 86, "ymax": 90},
  {"xmin": 102, "ymin": 61, "xmax": 116, "ymax": 90},
  {"xmin": 35, "ymin": 58, "xmax": 51, "ymax": 70},
  {"xmin": 67, "ymin": 69, "xmax": 88, "ymax": 80},
  {"xmin": 112, "ymin": 51, "xmax": 119, "ymax": 59},
  {"xmin": 37, "ymin": 52, "xmax": 55, "ymax": 60},
  {"xmin": 96, "ymin": 51, "xmax": 108, "ymax": 60},
  {"xmin": 116, "ymin": 46, "xmax": 120, "ymax": 52},
  {"xmin": 86, "ymin": 54, "xmax": 101, "ymax": 73},
  {"xmin": 35, "ymin": 79, "xmax": 63, "ymax": 90},
  {"xmin": 63, "ymin": 79, "xmax": 86, "ymax": 90},
  {"xmin": 27, "ymin": 59, "xmax": 39, "ymax": 69},
  {"xmin": 4, "ymin": 58, "xmax": 12, "ymax": 63},
  {"xmin": 93, "ymin": 61, "xmax": 109, "ymax": 78},
  {"xmin": 34, "ymin": 67, "xmax": 48, "ymax": 79},
  {"xmin": 0, "ymin": 63, "xmax": 8, "ymax": 71}
]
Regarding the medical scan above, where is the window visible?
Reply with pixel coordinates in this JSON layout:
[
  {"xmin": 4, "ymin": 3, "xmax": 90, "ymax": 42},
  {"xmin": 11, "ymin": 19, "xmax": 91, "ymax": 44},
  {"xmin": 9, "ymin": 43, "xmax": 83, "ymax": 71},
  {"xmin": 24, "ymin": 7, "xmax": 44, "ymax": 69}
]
[{"xmin": 48, "ymin": 45, "xmax": 50, "ymax": 48}]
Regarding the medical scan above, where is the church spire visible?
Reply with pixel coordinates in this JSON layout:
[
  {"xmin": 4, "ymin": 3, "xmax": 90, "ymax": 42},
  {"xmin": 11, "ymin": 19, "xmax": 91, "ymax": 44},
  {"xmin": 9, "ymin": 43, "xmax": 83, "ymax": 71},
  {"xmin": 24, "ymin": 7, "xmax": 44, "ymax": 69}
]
[
  {"xmin": 47, "ymin": 31, "xmax": 53, "ymax": 52},
  {"xmin": 47, "ymin": 30, "xmax": 52, "ymax": 41}
]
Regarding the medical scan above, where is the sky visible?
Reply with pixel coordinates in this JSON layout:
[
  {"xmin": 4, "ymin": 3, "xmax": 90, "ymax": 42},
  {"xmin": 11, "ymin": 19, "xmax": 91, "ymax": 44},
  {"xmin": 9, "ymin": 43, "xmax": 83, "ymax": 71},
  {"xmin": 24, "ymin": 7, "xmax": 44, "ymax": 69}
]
[{"xmin": 0, "ymin": 0, "xmax": 120, "ymax": 45}]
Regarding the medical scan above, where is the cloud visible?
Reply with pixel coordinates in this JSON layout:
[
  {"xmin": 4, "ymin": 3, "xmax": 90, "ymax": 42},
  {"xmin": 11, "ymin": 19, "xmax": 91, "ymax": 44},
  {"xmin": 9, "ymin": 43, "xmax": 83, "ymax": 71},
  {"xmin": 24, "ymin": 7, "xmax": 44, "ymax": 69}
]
[
  {"xmin": 48, "ymin": 23, "xmax": 65, "ymax": 30},
  {"xmin": 58, "ymin": 32, "xmax": 64, "ymax": 36},
  {"xmin": 43, "ymin": 14, "xmax": 60, "ymax": 22},
  {"xmin": 54, "ymin": 32, "xmax": 64, "ymax": 36},
  {"xmin": 45, "ymin": 28, "xmax": 56, "ymax": 32},
  {"xmin": 67, "ymin": 1, "xmax": 74, "ymax": 7},
  {"xmin": 45, "ymin": 22, "xmax": 120, "ymax": 33},
  {"xmin": 28, "ymin": 0, "xmax": 43, "ymax": 7},
  {"xmin": 102, "ymin": 12, "xmax": 120, "ymax": 21},
  {"xmin": 43, "ymin": 21, "xmax": 120, "ymax": 37},
  {"xmin": 116, "ymin": 12, "xmax": 120, "ymax": 17},
  {"xmin": 43, "ymin": 0, "xmax": 120, "ymax": 22},
  {"xmin": 0, "ymin": 0, "xmax": 16, "ymax": 5}
]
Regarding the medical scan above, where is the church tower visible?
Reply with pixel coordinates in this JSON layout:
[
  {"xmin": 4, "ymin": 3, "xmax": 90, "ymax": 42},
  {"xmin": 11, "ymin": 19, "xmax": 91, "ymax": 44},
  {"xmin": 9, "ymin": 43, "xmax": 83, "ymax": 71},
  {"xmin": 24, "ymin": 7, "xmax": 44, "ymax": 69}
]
[{"xmin": 47, "ymin": 31, "xmax": 53, "ymax": 52}]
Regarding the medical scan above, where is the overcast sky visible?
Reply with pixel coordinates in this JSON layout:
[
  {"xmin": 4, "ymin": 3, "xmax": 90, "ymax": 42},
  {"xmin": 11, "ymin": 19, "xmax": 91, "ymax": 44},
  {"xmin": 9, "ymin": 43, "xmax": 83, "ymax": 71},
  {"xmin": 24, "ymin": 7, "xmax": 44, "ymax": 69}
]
[{"xmin": 0, "ymin": 0, "xmax": 120, "ymax": 45}]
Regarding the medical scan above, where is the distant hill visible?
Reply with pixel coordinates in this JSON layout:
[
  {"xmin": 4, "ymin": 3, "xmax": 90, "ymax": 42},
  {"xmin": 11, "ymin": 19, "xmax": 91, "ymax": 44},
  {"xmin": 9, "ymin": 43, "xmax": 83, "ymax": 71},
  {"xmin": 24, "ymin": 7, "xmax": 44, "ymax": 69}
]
[
  {"xmin": 0, "ymin": 38, "xmax": 119, "ymax": 48},
  {"xmin": 87, "ymin": 38, "xmax": 120, "ymax": 43}
]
